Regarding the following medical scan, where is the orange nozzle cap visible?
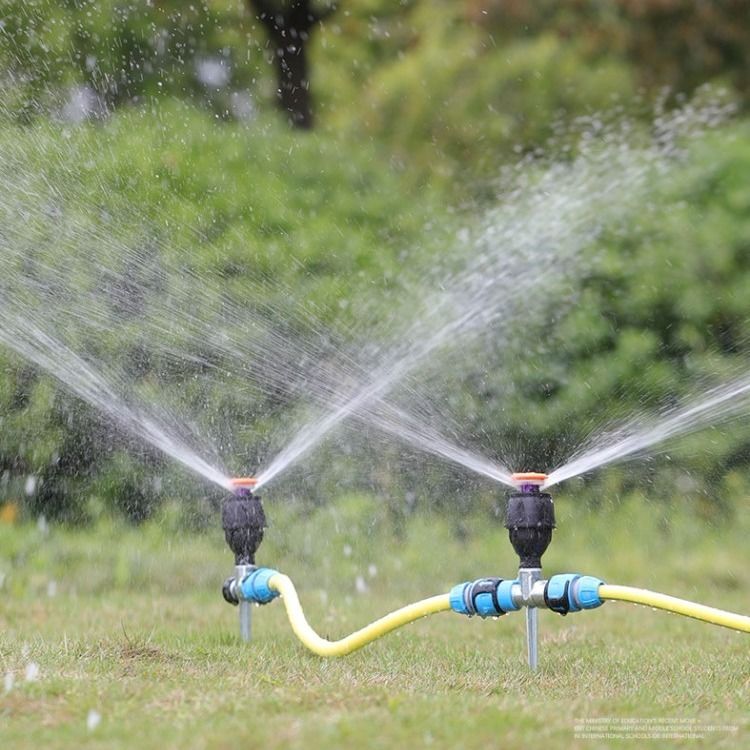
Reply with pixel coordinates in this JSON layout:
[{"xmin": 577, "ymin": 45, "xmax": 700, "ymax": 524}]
[
  {"xmin": 511, "ymin": 472, "xmax": 548, "ymax": 485},
  {"xmin": 230, "ymin": 477, "xmax": 258, "ymax": 489}
]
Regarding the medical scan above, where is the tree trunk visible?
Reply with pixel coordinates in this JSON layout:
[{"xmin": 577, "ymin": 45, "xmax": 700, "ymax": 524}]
[
  {"xmin": 248, "ymin": 0, "xmax": 334, "ymax": 129},
  {"xmin": 276, "ymin": 29, "xmax": 312, "ymax": 129}
]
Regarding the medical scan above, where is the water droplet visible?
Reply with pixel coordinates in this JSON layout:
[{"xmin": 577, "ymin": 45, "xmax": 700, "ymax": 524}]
[
  {"xmin": 24, "ymin": 662, "xmax": 39, "ymax": 682},
  {"xmin": 87, "ymin": 709, "xmax": 102, "ymax": 731}
]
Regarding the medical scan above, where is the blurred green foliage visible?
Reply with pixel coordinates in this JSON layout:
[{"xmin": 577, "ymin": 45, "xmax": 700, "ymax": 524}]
[
  {"xmin": 1, "ymin": 2, "xmax": 750, "ymax": 523},
  {"xmin": 3, "ymin": 2, "xmax": 749, "ymax": 176},
  {"xmin": 471, "ymin": 0, "xmax": 750, "ymax": 101},
  {"xmin": 0, "ymin": 0, "xmax": 261, "ymax": 119}
]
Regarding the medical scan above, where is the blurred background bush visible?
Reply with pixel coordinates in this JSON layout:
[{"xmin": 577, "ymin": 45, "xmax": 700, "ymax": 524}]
[{"xmin": 1, "ymin": 0, "xmax": 750, "ymax": 524}]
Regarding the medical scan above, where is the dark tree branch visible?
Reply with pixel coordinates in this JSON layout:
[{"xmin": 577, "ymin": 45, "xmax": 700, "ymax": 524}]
[
  {"xmin": 248, "ymin": 0, "xmax": 279, "ymax": 26},
  {"xmin": 247, "ymin": 0, "xmax": 337, "ymax": 128}
]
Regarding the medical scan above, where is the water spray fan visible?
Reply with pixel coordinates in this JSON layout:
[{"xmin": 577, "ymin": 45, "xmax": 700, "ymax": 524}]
[{"xmin": 219, "ymin": 471, "xmax": 750, "ymax": 667}]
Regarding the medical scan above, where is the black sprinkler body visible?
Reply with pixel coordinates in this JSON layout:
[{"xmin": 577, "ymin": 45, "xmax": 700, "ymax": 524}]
[
  {"xmin": 505, "ymin": 474, "xmax": 555, "ymax": 568},
  {"xmin": 222, "ymin": 481, "xmax": 266, "ymax": 565}
]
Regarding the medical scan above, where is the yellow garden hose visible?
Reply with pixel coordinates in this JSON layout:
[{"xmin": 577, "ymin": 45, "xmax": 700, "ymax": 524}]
[
  {"xmin": 237, "ymin": 568, "xmax": 750, "ymax": 660},
  {"xmin": 267, "ymin": 573, "xmax": 452, "ymax": 656},
  {"xmin": 599, "ymin": 584, "xmax": 750, "ymax": 633}
]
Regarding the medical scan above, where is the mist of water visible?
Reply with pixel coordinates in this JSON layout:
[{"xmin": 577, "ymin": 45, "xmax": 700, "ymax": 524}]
[
  {"xmin": 0, "ymin": 93, "xmax": 739, "ymax": 500},
  {"xmin": 0, "ymin": 311, "xmax": 233, "ymax": 490},
  {"xmin": 255, "ymin": 97, "xmax": 734, "ymax": 489},
  {"xmin": 0, "ymin": 116, "xmax": 510, "ymax": 492}
]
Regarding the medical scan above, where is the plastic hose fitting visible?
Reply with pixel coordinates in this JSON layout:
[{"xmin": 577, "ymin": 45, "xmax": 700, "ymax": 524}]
[
  {"xmin": 222, "ymin": 575, "xmax": 243, "ymax": 605},
  {"xmin": 573, "ymin": 575, "xmax": 605, "ymax": 609},
  {"xmin": 449, "ymin": 578, "xmax": 520, "ymax": 618},
  {"xmin": 545, "ymin": 574, "xmax": 605, "ymax": 615},
  {"xmin": 239, "ymin": 567, "xmax": 280, "ymax": 605}
]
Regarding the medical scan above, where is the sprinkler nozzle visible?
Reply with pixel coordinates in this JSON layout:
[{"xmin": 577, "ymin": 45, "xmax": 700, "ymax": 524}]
[
  {"xmin": 222, "ymin": 479, "xmax": 266, "ymax": 565},
  {"xmin": 510, "ymin": 472, "xmax": 548, "ymax": 491},
  {"xmin": 230, "ymin": 476, "xmax": 259, "ymax": 494},
  {"xmin": 505, "ymin": 472, "xmax": 555, "ymax": 569}
]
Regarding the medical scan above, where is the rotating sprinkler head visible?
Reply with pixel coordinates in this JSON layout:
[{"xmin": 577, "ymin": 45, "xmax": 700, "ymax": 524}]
[
  {"xmin": 505, "ymin": 472, "xmax": 555, "ymax": 569},
  {"xmin": 222, "ymin": 478, "xmax": 266, "ymax": 565},
  {"xmin": 222, "ymin": 477, "xmax": 267, "ymax": 643},
  {"xmin": 506, "ymin": 472, "xmax": 555, "ymax": 670}
]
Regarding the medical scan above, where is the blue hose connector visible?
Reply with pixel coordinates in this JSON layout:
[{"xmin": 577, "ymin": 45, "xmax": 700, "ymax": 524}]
[
  {"xmin": 545, "ymin": 573, "xmax": 604, "ymax": 614},
  {"xmin": 239, "ymin": 567, "xmax": 280, "ymax": 604},
  {"xmin": 449, "ymin": 583, "xmax": 471, "ymax": 615},
  {"xmin": 497, "ymin": 579, "xmax": 519, "ymax": 614},
  {"xmin": 449, "ymin": 578, "xmax": 520, "ymax": 618},
  {"xmin": 545, "ymin": 573, "xmax": 581, "ymax": 615},
  {"xmin": 573, "ymin": 575, "xmax": 605, "ymax": 609}
]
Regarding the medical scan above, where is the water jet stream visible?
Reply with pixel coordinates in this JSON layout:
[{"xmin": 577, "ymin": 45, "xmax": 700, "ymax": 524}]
[
  {"xmin": 0, "ymin": 95, "xmax": 736, "ymax": 497},
  {"xmin": 0, "ymin": 311, "xmax": 232, "ymax": 491},
  {"xmin": 545, "ymin": 374, "xmax": 750, "ymax": 488},
  {"xmin": 257, "ymin": 99, "xmax": 734, "ymax": 489}
]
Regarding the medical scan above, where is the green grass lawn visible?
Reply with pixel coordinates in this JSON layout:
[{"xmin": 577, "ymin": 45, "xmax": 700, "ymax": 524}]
[{"xmin": 1, "ymin": 492, "xmax": 748, "ymax": 749}]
